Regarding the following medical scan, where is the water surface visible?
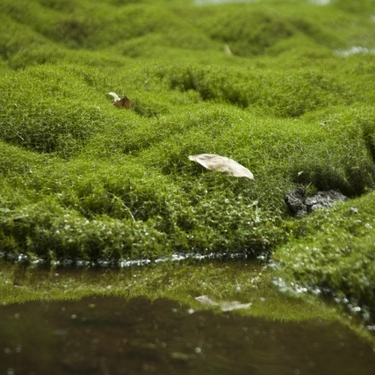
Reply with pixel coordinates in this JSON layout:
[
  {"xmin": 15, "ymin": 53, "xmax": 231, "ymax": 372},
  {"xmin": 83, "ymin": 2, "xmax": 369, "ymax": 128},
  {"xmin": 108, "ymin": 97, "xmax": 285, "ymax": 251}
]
[{"xmin": 1, "ymin": 296, "xmax": 374, "ymax": 375}]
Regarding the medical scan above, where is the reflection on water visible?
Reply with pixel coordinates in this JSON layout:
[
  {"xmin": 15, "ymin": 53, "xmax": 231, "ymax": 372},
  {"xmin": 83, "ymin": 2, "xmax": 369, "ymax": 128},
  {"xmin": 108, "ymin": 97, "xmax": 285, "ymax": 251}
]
[{"xmin": 0, "ymin": 296, "xmax": 374, "ymax": 375}]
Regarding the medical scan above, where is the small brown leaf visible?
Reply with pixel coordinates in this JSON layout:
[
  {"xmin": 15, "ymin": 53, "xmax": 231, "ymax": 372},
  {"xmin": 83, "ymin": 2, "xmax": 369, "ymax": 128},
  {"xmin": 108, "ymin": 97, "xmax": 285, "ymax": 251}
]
[{"xmin": 108, "ymin": 92, "xmax": 131, "ymax": 109}]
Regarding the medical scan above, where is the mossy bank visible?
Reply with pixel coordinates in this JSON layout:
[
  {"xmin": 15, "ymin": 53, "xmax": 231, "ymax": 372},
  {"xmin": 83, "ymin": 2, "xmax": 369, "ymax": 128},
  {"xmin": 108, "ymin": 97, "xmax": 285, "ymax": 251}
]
[{"xmin": 1, "ymin": 0, "xmax": 375, "ymax": 318}]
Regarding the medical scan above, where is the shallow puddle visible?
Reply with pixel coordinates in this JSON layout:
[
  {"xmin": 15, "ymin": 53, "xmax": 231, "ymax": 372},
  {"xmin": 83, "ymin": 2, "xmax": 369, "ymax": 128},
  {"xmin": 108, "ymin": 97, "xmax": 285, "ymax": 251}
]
[{"xmin": 1, "ymin": 295, "xmax": 374, "ymax": 375}]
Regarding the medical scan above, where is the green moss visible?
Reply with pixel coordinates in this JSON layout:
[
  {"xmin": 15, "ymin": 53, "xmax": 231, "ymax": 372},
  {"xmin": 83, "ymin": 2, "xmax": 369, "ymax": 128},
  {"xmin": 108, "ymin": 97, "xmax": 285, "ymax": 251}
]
[
  {"xmin": 1, "ymin": 60, "xmax": 375, "ymax": 261},
  {"xmin": 1, "ymin": 0, "xmax": 375, "ymax": 327},
  {"xmin": 0, "ymin": 64, "xmax": 111, "ymax": 156},
  {"xmin": 274, "ymin": 192, "xmax": 375, "ymax": 310},
  {"xmin": 157, "ymin": 63, "xmax": 372, "ymax": 116},
  {"xmin": 194, "ymin": 7, "xmax": 342, "ymax": 58}
]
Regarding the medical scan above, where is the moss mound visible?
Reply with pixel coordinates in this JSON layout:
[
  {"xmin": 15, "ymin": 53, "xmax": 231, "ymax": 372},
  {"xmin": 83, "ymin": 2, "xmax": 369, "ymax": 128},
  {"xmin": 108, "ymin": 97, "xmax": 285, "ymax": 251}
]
[
  {"xmin": 273, "ymin": 191, "xmax": 375, "ymax": 314},
  {"xmin": 0, "ymin": 64, "xmax": 110, "ymax": 155}
]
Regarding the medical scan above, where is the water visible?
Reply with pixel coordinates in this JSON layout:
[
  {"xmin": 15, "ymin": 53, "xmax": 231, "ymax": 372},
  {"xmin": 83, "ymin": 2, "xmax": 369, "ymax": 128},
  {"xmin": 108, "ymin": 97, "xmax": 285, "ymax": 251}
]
[{"xmin": 1, "ymin": 296, "xmax": 374, "ymax": 375}]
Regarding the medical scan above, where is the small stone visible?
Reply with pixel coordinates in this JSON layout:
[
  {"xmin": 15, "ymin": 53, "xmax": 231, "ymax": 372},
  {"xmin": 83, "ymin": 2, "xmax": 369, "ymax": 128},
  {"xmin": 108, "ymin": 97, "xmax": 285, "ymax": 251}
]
[{"xmin": 285, "ymin": 188, "xmax": 347, "ymax": 217}]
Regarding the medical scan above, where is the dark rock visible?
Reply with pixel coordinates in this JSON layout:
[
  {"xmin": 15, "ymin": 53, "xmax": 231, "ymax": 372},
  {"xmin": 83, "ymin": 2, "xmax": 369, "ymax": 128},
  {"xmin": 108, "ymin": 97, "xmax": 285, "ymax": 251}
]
[
  {"xmin": 284, "ymin": 186, "xmax": 307, "ymax": 217},
  {"xmin": 285, "ymin": 187, "xmax": 347, "ymax": 217}
]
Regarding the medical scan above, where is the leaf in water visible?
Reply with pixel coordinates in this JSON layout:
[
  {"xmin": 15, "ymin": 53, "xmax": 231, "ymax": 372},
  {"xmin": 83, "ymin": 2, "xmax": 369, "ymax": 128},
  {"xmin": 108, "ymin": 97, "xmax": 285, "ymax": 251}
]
[
  {"xmin": 170, "ymin": 352, "xmax": 190, "ymax": 361},
  {"xmin": 196, "ymin": 295, "xmax": 252, "ymax": 311},
  {"xmin": 195, "ymin": 295, "xmax": 219, "ymax": 306}
]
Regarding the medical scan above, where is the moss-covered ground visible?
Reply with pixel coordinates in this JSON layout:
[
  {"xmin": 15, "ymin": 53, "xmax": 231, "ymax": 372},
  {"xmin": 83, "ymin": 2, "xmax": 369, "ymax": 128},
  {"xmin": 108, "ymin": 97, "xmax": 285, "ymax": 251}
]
[{"xmin": 1, "ymin": 0, "xmax": 375, "ymax": 325}]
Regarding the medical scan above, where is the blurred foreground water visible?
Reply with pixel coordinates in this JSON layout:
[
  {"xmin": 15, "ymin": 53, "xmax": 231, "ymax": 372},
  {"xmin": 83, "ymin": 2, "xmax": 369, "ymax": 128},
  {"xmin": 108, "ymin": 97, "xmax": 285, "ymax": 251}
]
[{"xmin": 1, "ymin": 295, "xmax": 374, "ymax": 375}]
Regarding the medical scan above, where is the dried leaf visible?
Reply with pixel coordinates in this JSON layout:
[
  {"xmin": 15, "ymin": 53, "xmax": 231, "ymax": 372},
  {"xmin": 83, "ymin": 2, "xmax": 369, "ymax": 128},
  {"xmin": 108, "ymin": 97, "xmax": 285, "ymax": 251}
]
[
  {"xmin": 196, "ymin": 295, "xmax": 252, "ymax": 312},
  {"xmin": 108, "ymin": 92, "xmax": 131, "ymax": 109},
  {"xmin": 189, "ymin": 153, "xmax": 254, "ymax": 180}
]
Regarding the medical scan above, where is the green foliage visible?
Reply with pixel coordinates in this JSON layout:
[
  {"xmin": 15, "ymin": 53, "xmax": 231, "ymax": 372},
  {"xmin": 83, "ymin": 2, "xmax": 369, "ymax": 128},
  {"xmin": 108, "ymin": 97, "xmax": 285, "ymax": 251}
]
[
  {"xmin": 332, "ymin": 0, "xmax": 375, "ymax": 14},
  {"xmin": 194, "ymin": 7, "xmax": 340, "ymax": 57},
  {"xmin": 1, "ymin": 59, "xmax": 375, "ymax": 262},
  {"xmin": 0, "ymin": 0, "xmax": 375, "ymax": 315},
  {"xmin": 273, "ymin": 192, "xmax": 375, "ymax": 310},
  {"xmin": 0, "ymin": 141, "xmax": 51, "ymax": 176},
  {"xmin": 0, "ymin": 64, "xmax": 112, "ymax": 156},
  {"xmin": 157, "ymin": 64, "xmax": 364, "ymax": 117},
  {"xmin": 0, "ymin": 197, "xmax": 170, "ymax": 261}
]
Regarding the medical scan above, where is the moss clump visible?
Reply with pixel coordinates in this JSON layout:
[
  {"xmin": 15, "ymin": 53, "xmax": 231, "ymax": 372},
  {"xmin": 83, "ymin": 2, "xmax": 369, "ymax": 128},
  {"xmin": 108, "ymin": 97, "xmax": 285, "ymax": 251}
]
[
  {"xmin": 273, "ymin": 192, "xmax": 375, "ymax": 313},
  {"xmin": 0, "ymin": 64, "xmax": 110, "ymax": 156},
  {"xmin": 159, "ymin": 64, "xmax": 356, "ymax": 116},
  {"xmin": 0, "ymin": 198, "xmax": 169, "ymax": 262},
  {"xmin": 194, "ymin": 7, "xmax": 342, "ymax": 58}
]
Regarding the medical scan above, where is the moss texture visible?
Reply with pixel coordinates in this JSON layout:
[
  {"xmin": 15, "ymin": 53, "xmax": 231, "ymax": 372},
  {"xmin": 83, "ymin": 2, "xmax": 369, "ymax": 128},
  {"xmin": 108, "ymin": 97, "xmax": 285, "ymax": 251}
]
[{"xmin": 0, "ymin": 0, "xmax": 375, "ymax": 316}]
